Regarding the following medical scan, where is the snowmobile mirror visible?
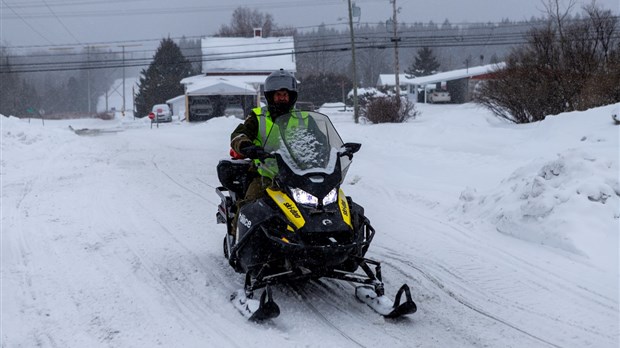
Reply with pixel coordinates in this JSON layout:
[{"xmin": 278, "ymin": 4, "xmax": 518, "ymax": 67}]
[
  {"xmin": 339, "ymin": 143, "xmax": 362, "ymax": 159},
  {"xmin": 344, "ymin": 143, "xmax": 361, "ymax": 153}
]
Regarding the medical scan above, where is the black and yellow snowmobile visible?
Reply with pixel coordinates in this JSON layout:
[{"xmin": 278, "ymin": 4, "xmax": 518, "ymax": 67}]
[{"xmin": 215, "ymin": 111, "xmax": 416, "ymax": 321}]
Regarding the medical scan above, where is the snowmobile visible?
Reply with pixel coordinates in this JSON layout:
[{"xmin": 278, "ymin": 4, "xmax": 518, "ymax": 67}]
[{"xmin": 215, "ymin": 111, "xmax": 416, "ymax": 321}]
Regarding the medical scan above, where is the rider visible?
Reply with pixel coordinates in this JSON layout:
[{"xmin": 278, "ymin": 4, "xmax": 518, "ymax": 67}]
[{"xmin": 229, "ymin": 68, "xmax": 299, "ymax": 234}]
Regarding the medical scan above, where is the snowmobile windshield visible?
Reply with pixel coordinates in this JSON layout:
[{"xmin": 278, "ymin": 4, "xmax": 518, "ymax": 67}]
[{"xmin": 261, "ymin": 111, "xmax": 351, "ymax": 178}]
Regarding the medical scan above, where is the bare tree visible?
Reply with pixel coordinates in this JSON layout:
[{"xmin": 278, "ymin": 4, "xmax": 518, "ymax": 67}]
[
  {"xmin": 357, "ymin": 45, "xmax": 390, "ymax": 87},
  {"xmin": 216, "ymin": 7, "xmax": 275, "ymax": 37},
  {"xmin": 475, "ymin": 1, "xmax": 619, "ymax": 123},
  {"xmin": 583, "ymin": 1, "xmax": 618, "ymax": 64},
  {"xmin": 295, "ymin": 24, "xmax": 344, "ymax": 76}
]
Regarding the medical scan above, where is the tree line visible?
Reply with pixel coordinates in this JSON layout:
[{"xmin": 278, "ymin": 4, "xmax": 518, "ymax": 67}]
[
  {"xmin": 0, "ymin": 5, "xmax": 529, "ymax": 118},
  {"xmin": 2, "ymin": 3, "xmax": 618, "ymax": 123}
]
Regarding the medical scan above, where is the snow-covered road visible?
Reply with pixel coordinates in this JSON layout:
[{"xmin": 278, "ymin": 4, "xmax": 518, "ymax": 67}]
[{"xmin": 2, "ymin": 104, "xmax": 618, "ymax": 347}]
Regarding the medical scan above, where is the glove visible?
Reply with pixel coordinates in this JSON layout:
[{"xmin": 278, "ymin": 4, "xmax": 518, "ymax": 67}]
[{"xmin": 240, "ymin": 144, "xmax": 269, "ymax": 160}]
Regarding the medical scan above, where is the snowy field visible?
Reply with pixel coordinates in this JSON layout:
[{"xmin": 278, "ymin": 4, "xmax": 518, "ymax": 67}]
[{"xmin": 1, "ymin": 102, "xmax": 618, "ymax": 347}]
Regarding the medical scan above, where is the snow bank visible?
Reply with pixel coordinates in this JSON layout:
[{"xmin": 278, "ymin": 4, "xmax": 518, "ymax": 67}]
[{"xmin": 454, "ymin": 104, "xmax": 620, "ymax": 271}]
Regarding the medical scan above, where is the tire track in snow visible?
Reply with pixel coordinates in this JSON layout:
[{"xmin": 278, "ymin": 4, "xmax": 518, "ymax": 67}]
[
  {"xmin": 90, "ymin": 192, "xmax": 243, "ymax": 347},
  {"xmin": 409, "ymin": 210, "xmax": 618, "ymax": 311},
  {"xmin": 371, "ymin": 205, "xmax": 617, "ymax": 345},
  {"xmin": 287, "ymin": 283, "xmax": 368, "ymax": 348},
  {"xmin": 279, "ymin": 279, "xmax": 417, "ymax": 347},
  {"xmin": 380, "ymin": 251, "xmax": 562, "ymax": 347},
  {"xmin": 151, "ymin": 156, "xmax": 219, "ymax": 207},
  {"xmin": 4, "ymin": 137, "xmax": 81, "ymax": 347}
]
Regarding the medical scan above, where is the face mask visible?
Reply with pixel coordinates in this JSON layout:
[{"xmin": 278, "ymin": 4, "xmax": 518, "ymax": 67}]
[{"xmin": 269, "ymin": 101, "xmax": 290, "ymax": 115}]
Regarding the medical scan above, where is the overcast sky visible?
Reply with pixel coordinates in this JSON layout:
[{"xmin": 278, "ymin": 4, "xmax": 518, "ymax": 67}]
[{"xmin": 1, "ymin": 0, "xmax": 618, "ymax": 53}]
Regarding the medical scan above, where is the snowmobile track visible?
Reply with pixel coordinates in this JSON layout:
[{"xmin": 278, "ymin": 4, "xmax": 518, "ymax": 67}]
[
  {"xmin": 288, "ymin": 284, "xmax": 369, "ymax": 348},
  {"xmin": 376, "ymin": 248, "xmax": 563, "ymax": 348},
  {"xmin": 151, "ymin": 157, "xmax": 219, "ymax": 206}
]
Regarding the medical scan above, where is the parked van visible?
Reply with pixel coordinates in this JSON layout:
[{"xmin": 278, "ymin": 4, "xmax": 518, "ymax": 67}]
[{"xmin": 151, "ymin": 104, "xmax": 172, "ymax": 122}]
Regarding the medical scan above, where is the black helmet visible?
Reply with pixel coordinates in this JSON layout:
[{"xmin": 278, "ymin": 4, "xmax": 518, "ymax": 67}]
[{"xmin": 264, "ymin": 69, "xmax": 298, "ymax": 114}]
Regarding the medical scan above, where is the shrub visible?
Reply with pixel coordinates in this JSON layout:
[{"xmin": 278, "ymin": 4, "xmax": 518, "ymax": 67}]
[
  {"xmin": 364, "ymin": 96, "xmax": 417, "ymax": 123},
  {"xmin": 475, "ymin": 3, "xmax": 619, "ymax": 123}
]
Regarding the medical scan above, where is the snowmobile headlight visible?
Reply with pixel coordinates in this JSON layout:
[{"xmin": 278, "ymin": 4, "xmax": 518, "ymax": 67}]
[
  {"xmin": 290, "ymin": 188, "xmax": 318, "ymax": 206},
  {"xmin": 290, "ymin": 188, "xmax": 338, "ymax": 207},
  {"xmin": 322, "ymin": 188, "xmax": 338, "ymax": 206}
]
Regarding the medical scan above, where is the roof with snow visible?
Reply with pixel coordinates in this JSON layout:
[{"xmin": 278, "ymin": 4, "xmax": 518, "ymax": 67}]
[
  {"xmin": 184, "ymin": 77, "xmax": 257, "ymax": 96},
  {"xmin": 181, "ymin": 74, "xmax": 268, "ymax": 88},
  {"xmin": 201, "ymin": 36, "xmax": 296, "ymax": 74},
  {"xmin": 377, "ymin": 63, "xmax": 505, "ymax": 87},
  {"xmin": 165, "ymin": 95, "xmax": 185, "ymax": 104}
]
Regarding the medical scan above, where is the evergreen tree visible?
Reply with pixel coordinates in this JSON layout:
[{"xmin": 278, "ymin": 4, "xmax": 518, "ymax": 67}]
[
  {"xmin": 66, "ymin": 76, "xmax": 84, "ymax": 112},
  {"xmin": 135, "ymin": 38, "xmax": 194, "ymax": 117},
  {"xmin": 0, "ymin": 54, "xmax": 20, "ymax": 116},
  {"xmin": 405, "ymin": 47, "xmax": 441, "ymax": 78},
  {"xmin": 17, "ymin": 79, "xmax": 40, "ymax": 117},
  {"xmin": 0, "ymin": 50, "xmax": 41, "ymax": 117}
]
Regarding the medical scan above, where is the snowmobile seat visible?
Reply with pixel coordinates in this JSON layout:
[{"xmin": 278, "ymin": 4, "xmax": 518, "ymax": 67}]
[{"xmin": 217, "ymin": 159, "xmax": 254, "ymax": 196}]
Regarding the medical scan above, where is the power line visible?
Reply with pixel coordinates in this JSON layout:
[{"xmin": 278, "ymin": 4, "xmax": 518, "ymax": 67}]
[
  {"xmin": 1, "ymin": 0, "xmax": 354, "ymax": 19},
  {"xmin": 2, "ymin": 14, "xmax": 618, "ymax": 73},
  {"xmin": 1, "ymin": 0, "xmax": 54, "ymax": 45},
  {"xmin": 4, "ymin": 30, "xmax": 619, "ymax": 74},
  {"xmin": 5, "ymin": 14, "xmax": 617, "ymax": 52},
  {"xmin": 40, "ymin": 0, "xmax": 81, "ymax": 44}
]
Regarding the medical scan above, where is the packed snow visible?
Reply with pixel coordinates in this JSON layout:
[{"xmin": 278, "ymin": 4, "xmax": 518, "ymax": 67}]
[{"xmin": 1, "ymin": 102, "xmax": 618, "ymax": 347}]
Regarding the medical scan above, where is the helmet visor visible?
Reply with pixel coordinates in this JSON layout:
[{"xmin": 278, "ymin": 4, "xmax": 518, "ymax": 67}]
[{"xmin": 265, "ymin": 74, "xmax": 297, "ymax": 92}]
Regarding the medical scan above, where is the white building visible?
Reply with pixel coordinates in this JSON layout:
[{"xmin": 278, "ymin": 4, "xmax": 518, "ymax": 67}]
[
  {"xmin": 377, "ymin": 63, "xmax": 505, "ymax": 103},
  {"xmin": 178, "ymin": 30, "xmax": 296, "ymax": 121}
]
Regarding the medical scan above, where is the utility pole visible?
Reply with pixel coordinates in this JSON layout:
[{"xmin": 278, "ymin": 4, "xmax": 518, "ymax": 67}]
[
  {"xmin": 390, "ymin": 0, "xmax": 401, "ymax": 104},
  {"xmin": 117, "ymin": 44, "xmax": 141, "ymax": 116},
  {"xmin": 86, "ymin": 46, "xmax": 91, "ymax": 114},
  {"xmin": 121, "ymin": 45, "xmax": 125, "ymax": 115},
  {"xmin": 347, "ymin": 0, "xmax": 359, "ymax": 123}
]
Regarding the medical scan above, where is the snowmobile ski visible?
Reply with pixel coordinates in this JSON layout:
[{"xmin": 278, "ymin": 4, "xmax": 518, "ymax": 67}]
[
  {"xmin": 355, "ymin": 284, "xmax": 417, "ymax": 318},
  {"xmin": 230, "ymin": 286, "xmax": 280, "ymax": 322}
]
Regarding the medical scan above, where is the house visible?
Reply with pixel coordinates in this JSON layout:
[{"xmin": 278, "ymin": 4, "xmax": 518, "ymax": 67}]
[
  {"xmin": 377, "ymin": 63, "xmax": 505, "ymax": 104},
  {"xmin": 178, "ymin": 29, "xmax": 296, "ymax": 122},
  {"xmin": 166, "ymin": 94, "xmax": 185, "ymax": 120}
]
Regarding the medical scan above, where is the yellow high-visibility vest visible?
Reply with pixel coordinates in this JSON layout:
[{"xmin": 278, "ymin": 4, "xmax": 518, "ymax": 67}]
[{"xmin": 252, "ymin": 107, "xmax": 308, "ymax": 178}]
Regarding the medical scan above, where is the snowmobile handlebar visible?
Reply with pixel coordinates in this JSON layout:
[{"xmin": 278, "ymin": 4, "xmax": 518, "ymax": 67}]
[{"xmin": 338, "ymin": 142, "xmax": 362, "ymax": 160}]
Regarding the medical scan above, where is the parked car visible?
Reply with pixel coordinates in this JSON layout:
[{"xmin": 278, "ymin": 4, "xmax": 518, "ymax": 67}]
[
  {"xmin": 428, "ymin": 90, "xmax": 451, "ymax": 104},
  {"xmin": 151, "ymin": 104, "xmax": 172, "ymax": 122}
]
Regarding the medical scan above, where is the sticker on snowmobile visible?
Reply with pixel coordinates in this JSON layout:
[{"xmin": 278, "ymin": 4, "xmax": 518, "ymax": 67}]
[
  {"xmin": 267, "ymin": 188, "xmax": 305, "ymax": 229},
  {"xmin": 338, "ymin": 189, "xmax": 352, "ymax": 229},
  {"xmin": 239, "ymin": 213, "xmax": 251, "ymax": 228}
]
